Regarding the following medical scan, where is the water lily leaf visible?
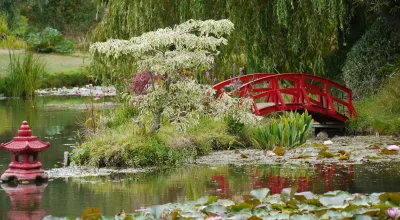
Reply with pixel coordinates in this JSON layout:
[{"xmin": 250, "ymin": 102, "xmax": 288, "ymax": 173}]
[
  {"xmin": 358, "ymin": 209, "xmax": 380, "ymax": 216},
  {"xmin": 379, "ymin": 193, "xmax": 400, "ymax": 205},
  {"xmin": 297, "ymin": 203, "xmax": 318, "ymax": 211},
  {"xmin": 247, "ymin": 215, "xmax": 262, "ymax": 220},
  {"xmin": 319, "ymin": 210, "xmax": 352, "ymax": 219},
  {"xmin": 290, "ymin": 214, "xmax": 318, "ymax": 220},
  {"xmin": 215, "ymin": 199, "xmax": 235, "ymax": 207},
  {"xmin": 273, "ymin": 147, "xmax": 286, "ymax": 156},
  {"xmin": 206, "ymin": 196, "xmax": 219, "ymax": 205},
  {"xmin": 319, "ymin": 191, "xmax": 352, "ymax": 208},
  {"xmin": 318, "ymin": 150, "xmax": 335, "ymax": 158},
  {"xmin": 240, "ymin": 153, "xmax": 249, "ymax": 158},
  {"xmin": 81, "ymin": 207, "xmax": 101, "ymax": 220},
  {"xmin": 294, "ymin": 191, "xmax": 317, "ymax": 201},
  {"xmin": 368, "ymin": 193, "xmax": 382, "ymax": 205},
  {"xmin": 352, "ymin": 215, "xmax": 373, "ymax": 220},
  {"xmin": 196, "ymin": 196, "xmax": 209, "ymax": 205},
  {"xmin": 149, "ymin": 205, "xmax": 164, "ymax": 219},
  {"xmin": 305, "ymin": 198, "xmax": 323, "ymax": 207},
  {"xmin": 230, "ymin": 203, "xmax": 253, "ymax": 212},
  {"xmin": 281, "ymin": 185, "xmax": 298, "ymax": 202},
  {"xmin": 265, "ymin": 194, "xmax": 285, "ymax": 205},
  {"xmin": 250, "ymin": 188, "xmax": 270, "ymax": 201},
  {"xmin": 350, "ymin": 197, "xmax": 370, "ymax": 206},
  {"xmin": 228, "ymin": 209, "xmax": 253, "ymax": 218},
  {"xmin": 267, "ymin": 212, "xmax": 290, "ymax": 220},
  {"xmin": 270, "ymin": 203, "xmax": 286, "ymax": 210},
  {"xmin": 204, "ymin": 204, "xmax": 226, "ymax": 215},
  {"xmin": 286, "ymin": 199, "xmax": 299, "ymax": 209},
  {"xmin": 179, "ymin": 211, "xmax": 204, "ymax": 218},
  {"xmin": 381, "ymin": 148, "xmax": 398, "ymax": 155}
]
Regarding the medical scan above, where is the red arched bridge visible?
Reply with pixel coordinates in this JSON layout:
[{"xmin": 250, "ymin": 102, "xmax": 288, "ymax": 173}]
[{"xmin": 213, "ymin": 73, "xmax": 357, "ymax": 123}]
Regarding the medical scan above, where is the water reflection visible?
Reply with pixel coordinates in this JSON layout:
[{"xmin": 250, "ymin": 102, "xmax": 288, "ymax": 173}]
[
  {"xmin": 0, "ymin": 163, "xmax": 399, "ymax": 218},
  {"xmin": 0, "ymin": 97, "xmax": 103, "ymax": 173},
  {"xmin": 1, "ymin": 183, "xmax": 48, "ymax": 220}
]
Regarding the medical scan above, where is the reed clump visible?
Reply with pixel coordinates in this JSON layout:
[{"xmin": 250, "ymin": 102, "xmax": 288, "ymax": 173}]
[{"xmin": 0, "ymin": 51, "xmax": 45, "ymax": 98}]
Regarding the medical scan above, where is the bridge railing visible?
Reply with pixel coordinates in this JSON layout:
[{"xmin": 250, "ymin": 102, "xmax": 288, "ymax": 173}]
[{"xmin": 213, "ymin": 73, "xmax": 357, "ymax": 121}]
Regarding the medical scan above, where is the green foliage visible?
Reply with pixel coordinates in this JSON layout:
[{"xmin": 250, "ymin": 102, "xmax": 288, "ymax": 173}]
[
  {"xmin": 20, "ymin": 0, "xmax": 100, "ymax": 40},
  {"xmin": 250, "ymin": 112, "xmax": 312, "ymax": 150},
  {"xmin": 76, "ymin": 189, "xmax": 400, "ymax": 219},
  {"xmin": 26, "ymin": 27, "xmax": 76, "ymax": 53},
  {"xmin": 0, "ymin": 51, "xmax": 45, "ymax": 98},
  {"xmin": 0, "ymin": 35, "xmax": 26, "ymax": 49},
  {"xmin": 38, "ymin": 70, "xmax": 90, "ymax": 88},
  {"xmin": 89, "ymin": 0, "xmax": 349, "ymax": 79},
  {"xmin": 342, "ymin": 15, "xmax": 400, "ymax": 99},
  {"xmin": 347, "ymin": 64, "xmax": 400, "ymax": 135},
  {"xmin": 226, "ymin": 114, "xmax": 245, "ymax": 136},
  {"xmin": 71, "ymin": 113, "xmax": 240, "ymax": 168}
]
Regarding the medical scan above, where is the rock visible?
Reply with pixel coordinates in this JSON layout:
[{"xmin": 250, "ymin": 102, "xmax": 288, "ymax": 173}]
[
  {"xmin": 316, "ymin": 131, "xmax": 329, "ymax": 140},
  {"xmin": 323, "ymin": 140, "xmax": 333, "ymax": 145}
]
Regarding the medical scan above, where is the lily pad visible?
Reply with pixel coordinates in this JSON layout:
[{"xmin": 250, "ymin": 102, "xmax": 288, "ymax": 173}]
[
  {"xmin": 319, "ymin": 191, "xmax": 353, "ymax": 208},
  {"xmin": 290, "ymin": 214, "xmax": 318, "ymax": 220},
  {"xmin": 204, "ymin": 204, "xmax": 226, "ymax": 215},
  {"xmin": 250, "ymin": 188, "xmax": 270, "ymax": 201},
  {"xmin": 294, "ymin": 191, "xmax": 317, "ymax": 201}
]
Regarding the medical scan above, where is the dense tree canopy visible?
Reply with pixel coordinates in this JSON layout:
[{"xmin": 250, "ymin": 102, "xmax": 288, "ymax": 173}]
[{"xmin": 88, "ymin": 0, "xmax": 349, "ymax": 80}]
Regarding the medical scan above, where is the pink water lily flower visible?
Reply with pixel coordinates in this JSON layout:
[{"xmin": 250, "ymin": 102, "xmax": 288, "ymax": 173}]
[
  {"xmin": 386, "ymin": 207, "xmax": 400, "ymax": 219},
  {"xmin": 387, "ymin": 145, "xmax": 400, "ymax": 151}
]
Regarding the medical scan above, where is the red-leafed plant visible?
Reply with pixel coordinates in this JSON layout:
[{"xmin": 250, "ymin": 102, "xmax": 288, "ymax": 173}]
[{"xmin": 128, "ymin": 71, "xmax": 150, "ymax": 95}]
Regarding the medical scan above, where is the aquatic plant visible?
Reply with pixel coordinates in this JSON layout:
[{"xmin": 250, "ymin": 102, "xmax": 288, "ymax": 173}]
[
  {"xmin": 386, "ymin": 207, "xmax": 400, "ymax": 219},
  {"xmin": 250, "ymin": 111, "xmax": 312, "ymax": 150},
  {"xmin": 77, "ymin": 189, "xmax": 400, "ymax": 219},
  {"xmin": 0, "ymin": 51, "xmax": 45, "ymax": 98}
]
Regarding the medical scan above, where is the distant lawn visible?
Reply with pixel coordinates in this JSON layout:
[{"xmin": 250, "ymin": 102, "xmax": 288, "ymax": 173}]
[{"xmin": 0, "ymin": 50, "xmax": 91, "ymax": 76}]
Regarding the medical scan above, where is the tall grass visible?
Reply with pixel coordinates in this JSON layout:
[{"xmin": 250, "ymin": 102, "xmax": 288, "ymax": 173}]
[{"xmin": 0, "ymin": 51, "xmax": 45, "ymax": 98}]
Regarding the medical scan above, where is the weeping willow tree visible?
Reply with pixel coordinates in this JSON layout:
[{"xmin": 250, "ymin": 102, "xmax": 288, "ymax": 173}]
[{"xmin": 88, "ymin": 0, "xmax": 349, "ymax": 82}]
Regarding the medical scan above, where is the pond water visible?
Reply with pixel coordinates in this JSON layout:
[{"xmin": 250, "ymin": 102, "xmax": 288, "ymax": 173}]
[{"xmin": 0, "ymin": 98, "xmax": 400, "ymax": 219}]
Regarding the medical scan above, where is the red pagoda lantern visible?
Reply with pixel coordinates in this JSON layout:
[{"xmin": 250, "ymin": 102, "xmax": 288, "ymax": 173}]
[{"xmin": 1, "ymin": 121, "xmax": 50, "ymax": 182}]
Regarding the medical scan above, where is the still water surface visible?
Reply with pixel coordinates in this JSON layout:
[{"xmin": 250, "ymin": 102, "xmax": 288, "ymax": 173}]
[{"xmin": 0, "ymin": 98, "xmax": 399, "ymax": 219}]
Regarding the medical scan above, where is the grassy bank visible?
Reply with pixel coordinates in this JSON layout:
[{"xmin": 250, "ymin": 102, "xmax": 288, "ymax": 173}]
[
  {"xmin": 72, "ymin": 107, "xmax": 242, "ymax": 168},
  {"xmin": 0, "ymin": 50, "xmax": 89, "ymax": 76},
  {"xmin": 0, "ymin": 50, "xmax": 94, "ymax": 96},
  {"xmin": 348, "ymin": 71, "xmax": 400, "ymax": 135}
]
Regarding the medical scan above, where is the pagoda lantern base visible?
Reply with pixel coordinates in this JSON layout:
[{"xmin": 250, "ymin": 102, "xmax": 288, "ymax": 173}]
[
  {"xmin": 1, "ymin": 121, "xmax": 50, "ymax": 183},
  {"xmin": 1, "ymin": 168, "xmax": 48, "ymax": 182}
]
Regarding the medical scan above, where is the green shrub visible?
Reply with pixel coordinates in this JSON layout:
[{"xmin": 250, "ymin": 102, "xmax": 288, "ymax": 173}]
[
  {"xmin": 250, "ymin": 111, "xmax": 312, "ymax": 150},
  {"xmin": 347, "ymin": 64, "xmax": 400, "ymax": 135},
  {"xmin": 342, "ymin": 15, "xmax": 400, "ymax": 99},
  {"xmin": 226, "ymin": 114, "xmax": 245, "ymax": 136},
  {"xmin": 38, "ymin": 70, "xmax": 89, "ymax": 88},
  {"xmin": 26, "ymin": 27, "xmax": 76, "ymax": 54}
]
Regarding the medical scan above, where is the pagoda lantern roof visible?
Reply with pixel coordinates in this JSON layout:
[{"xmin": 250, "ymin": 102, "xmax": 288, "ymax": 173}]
[{"xmin": 1, "ymin": 121, "xmax": 50, "ymax": 153}]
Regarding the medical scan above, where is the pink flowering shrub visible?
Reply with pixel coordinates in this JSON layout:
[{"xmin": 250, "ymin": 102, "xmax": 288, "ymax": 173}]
[{"xmin": 128, "ymin": 71, "xmax": 150, "ymax": 95}]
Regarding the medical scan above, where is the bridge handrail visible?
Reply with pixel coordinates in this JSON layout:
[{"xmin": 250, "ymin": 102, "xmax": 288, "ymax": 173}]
[
  {"xmin": 235, "ymin": 73, "xmax": 357, "ymax": 118},
  {"xmin": 212, "ymin": 73, "xmax": 274, "ymax": 96}
]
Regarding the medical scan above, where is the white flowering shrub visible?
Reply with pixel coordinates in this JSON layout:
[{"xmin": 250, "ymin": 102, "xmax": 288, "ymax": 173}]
[
  {"xmin": 211, "ymin": 93, "xmax": 260, "ymax": 126},
  {"xmin": 90, "ymin": 19, "xmax": 234, "ymax": 79},
  {"xmin": 134, "ymin": 79, "xmax": 213, "ymax": 131},
  {"xmin": 89, "ymin": 19, "xmax": 236, "ymax": 133}
]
